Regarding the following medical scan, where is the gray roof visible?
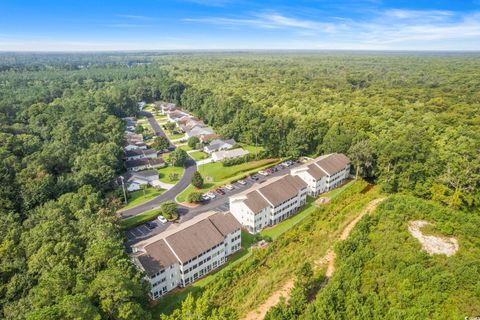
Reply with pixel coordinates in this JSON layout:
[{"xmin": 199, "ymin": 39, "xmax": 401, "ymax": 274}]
[
  {"xmin": 131, "ymin": 170, "xmax": 158, "ymax": 179},
  {"xmin": 315, "ymin": 153, "xmax": 350, "ymax": 176},
  {"xmin": 137, "ymin": 239, "xmax": 178, "ymax": 277},
  {"xmin": 125, "ymin": 149, "xmax": 157, "ymax": 157},
  {"xmin": 258, "ymin": 175, "xmax": 307, "ymax": 207},
  {"xmin": 208, "ymin": 212, "xmax": 241, "ymax": 236},
  {"xmin": 187, "ymin": 126, "xmax": 215, "ymax": 136},
  {"xmin": 125, "ymin": 157, "xmax": 164, "ymax": 169}
]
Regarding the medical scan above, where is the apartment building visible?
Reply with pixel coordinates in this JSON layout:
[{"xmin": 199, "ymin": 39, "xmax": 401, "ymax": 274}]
[
  {"xmin": 131, "ymin": 211, "xmax": 241, "ymax": 299},
  {"xmin": 290, "ymin": 153, "xmax": 351, "ymax": 197},
  {"xmin": 229, "ymin": 174, "xmax": 308, "ymax": 234}
]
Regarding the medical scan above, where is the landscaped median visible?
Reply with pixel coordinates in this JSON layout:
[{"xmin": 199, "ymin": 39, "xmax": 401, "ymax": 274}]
[
  {"xmin": 120, "ymin": 207, "xmax": 162, "ymax": 230},
  {"xmin": 176, "ymin": 158, "xmax": 281, "ymax": 203}
]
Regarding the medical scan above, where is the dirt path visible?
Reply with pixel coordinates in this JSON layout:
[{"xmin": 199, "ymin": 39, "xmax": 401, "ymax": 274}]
[{"xmin": 243, "ymin": 197, "xmax": 385, "ymax": 320}]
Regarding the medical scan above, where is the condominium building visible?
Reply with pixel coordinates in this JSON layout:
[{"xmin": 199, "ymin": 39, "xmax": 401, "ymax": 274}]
[
  {"xmin": 290, "ymin": 153, "xmax": 351, "ymax": 197},
  {"xmin": 229, "ymin": 174, "xmax": 308, "ymax": 234},
  {"xmin": 131, "ymin": 211, "xmax": 241, "ymax": 299}
]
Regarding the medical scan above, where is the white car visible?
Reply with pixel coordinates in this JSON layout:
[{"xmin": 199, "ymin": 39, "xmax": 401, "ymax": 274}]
[
  {"xmin": 207, "ymin": 192, "xmax": 216, "ymax": 199},
  {"xmin": 258, "ymin": 170, "xmax": 269, "ymax": 176},
  {"xmin": 224, "ymin": 184, "xmax": 234, "ymax": 190},
  {"xmin": 237, "ymin": 180, "xmax": 246, "ymax": 185},
  {"xmin": 157, "ymin": 215, "xmax": 168, "ymax": 224},
  {"xmin": 202, "ymin": 194, "xmax": 210, "ymax": 201}
]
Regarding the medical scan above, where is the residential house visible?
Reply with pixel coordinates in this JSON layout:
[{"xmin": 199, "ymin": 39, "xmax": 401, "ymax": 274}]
[
  {"xmin": 211, "ymin": 148, "xmax": 249, "ymax": 162},
  {"xmin": 132, "ymin": 211, "xmax": 241, "ymax": 299},
  {"xmin": 229, "ymin": 174, "xmax": 308, "ymax": 234},
  {"xmin": 125, "ymin": 132, "xmax": 144, "ymax": 143},
  {"xmin": 125, "ymin": 141, "xmax": 147, "ymax": 151},
  {"xmin": 179, "ymin": 118, "xmax": 205, "ymax": 133},
  {"xmin": 161, "ymin": 103, "xmax": 177, "ymax": 114},
  {"xmin": 126, "ymin": 157, "xmax": 165, "ymax": 172},
  {"xmin": 290, "ymin": 153, "xmax": 351, "ymax": 197},
  {"xmin": 185, "ymin": 126, "xmax": 215, "ymax": 138},
  {"xmin": 167, "ymin": 110, "xmax": 189, "ymax": 123},
  {"xmin": 124, "ymin": 149, "xmax": 158, "ymax": 161},
  {"xmin": 204, "ymin": 139, "xmax": 236, "ymax": 154},
  {"xmin": 123, "ymin": 170, "xmax": 161, "ymax": 192},
  {"xmin": 199, "ymin": 133, "xmax": 220, "ymax": 143}
]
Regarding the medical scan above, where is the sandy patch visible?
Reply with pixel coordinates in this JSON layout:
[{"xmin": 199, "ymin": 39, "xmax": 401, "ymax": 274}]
[{"xmin": 408, "ymin": 220, "xmax": 459, "ymax": 256}]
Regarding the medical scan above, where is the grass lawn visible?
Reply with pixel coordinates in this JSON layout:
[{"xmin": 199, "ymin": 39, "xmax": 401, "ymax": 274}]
[
  {"xmin": 242, "ymin": 144, "xmax": 265, "ymax": 155},
  {"xmin": 176, "ymin": 158, "xmax": 280, "ymax": 202},
  {"xmin": 260, "ymin": 196, "xmax": 316, "ymax": 240},
  {"xmin": 121, "ymin": 188, "xmax": 164, "ymax": 210},
  {"xmin": 167, "ymin": 131, "xmax": 185, "ymax": 140},
  {"xmin": 158, "ymin": 165, "xmax": 185, "ymax": 183},
  {"xmin": 177, "ymin": 144, "xmax": 193, "ymax": 151},
  {"xmin": 189, "ymin": 151, "xmax": 209, "ymax": 161},
  {"xmin": 323, "ymin": 179, "xmax": 355, "ymax": 200},
  {"xmin": 120, "ymin": 208, "xmax": 162, "ymax": 230}
]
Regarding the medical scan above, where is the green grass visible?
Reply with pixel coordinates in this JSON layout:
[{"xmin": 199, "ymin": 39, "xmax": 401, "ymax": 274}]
[
  {"xmin": 242, "ymin": 144, "xmax": 265, "ymax": 154},
  {"xmin": 176, "ymin": 158, "xmax": 280, "ymax": 202},
  {"xmin": 260, "ymin": 196, "xmax": 316, "ymax": 240},
  {"xmin": 120, "ymin": 208, "xmax": 162, "ymax": 230},
  {"xmin": 177, "ymin": 144, "xmax": 193, "ymax": 151},
  {"xmin": 121, "ymin": 188, "xmax": 164, "ymax": 210},
  {"xmin": 158, "ymin": 165, "xmax": 185, "ymax": 183},
  {"xmin": 190, "ymin": 151, "xmax": 209, "ymax": 161},
  {"xmin": 167, "ymin": 131, "xmax": 185, "ymax": 140},
  {"xmin": 322, "ymin": 179, "xmax": 355, "ymax": 200}
]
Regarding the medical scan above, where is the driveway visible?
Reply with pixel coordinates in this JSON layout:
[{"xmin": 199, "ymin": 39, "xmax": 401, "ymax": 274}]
[{"xmin": 120, "ymin": 112, "xmax": 197, "ymax": 219}]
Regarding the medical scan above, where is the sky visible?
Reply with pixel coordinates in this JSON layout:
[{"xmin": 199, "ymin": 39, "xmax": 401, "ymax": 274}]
[{"xmin": 0, "ymin": 0, "xmax": 479, "ymax": 51}]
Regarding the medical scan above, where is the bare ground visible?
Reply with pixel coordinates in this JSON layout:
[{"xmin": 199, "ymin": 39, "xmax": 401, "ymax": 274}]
[
  {"xmin": 242, "ymin": 197, "xmax": 386, "ymax": 320},
  {"xmin": 408, "ymin": 220, "xmax": 459, "ymax": 256}
]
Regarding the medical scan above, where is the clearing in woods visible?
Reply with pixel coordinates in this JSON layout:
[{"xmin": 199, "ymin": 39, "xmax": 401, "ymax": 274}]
[{"xmin": 243, "ymin": 197, "xmax": 386, "ymax": 320}]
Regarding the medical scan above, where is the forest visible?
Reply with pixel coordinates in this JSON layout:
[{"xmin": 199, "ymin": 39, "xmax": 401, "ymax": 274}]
[{"xmin": 0, "ymin": 52, "xmax": 479, "ymax": 319}]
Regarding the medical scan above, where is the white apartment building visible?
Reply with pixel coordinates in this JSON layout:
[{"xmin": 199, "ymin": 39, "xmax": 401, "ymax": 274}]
[
  {"xmin": 229, "ymin": 174, "xmax": 308, "ymax": 234},
  {"xmin": 290, "ymin": 153, "xmax": 351, "ymax": 197},
  {"xmin": 132, "ymin": 211, "xmax": 241, "ymax": 299}
]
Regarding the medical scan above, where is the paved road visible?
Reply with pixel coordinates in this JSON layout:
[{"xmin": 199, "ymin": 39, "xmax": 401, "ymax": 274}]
[
  {"xmin": 124, "ymin": 161, "xmax": 302, "ymax": 247},
  {"xmin": 140, "ymin": 111, "xmax": 174, "ymax": 148},
  {"xmin": 119, "ymin": 112, "xmax": 197, "ymax": 219}
]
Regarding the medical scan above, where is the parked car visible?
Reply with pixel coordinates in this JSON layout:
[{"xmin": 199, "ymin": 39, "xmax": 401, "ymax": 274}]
[
  {"xmin": 215, "ymin": 188, "xmax": 225, "ymax": 195},
  {"xmin": 157, "ymin": 215, "xmax": 168, "ymax": 224},
  {"xmin": 202, "ymin": 194, "xmax": 211, "ymax": 201},
  {"xmin": 250, "ymin": 175, "xmax": 259, "ymax": 181},
  {"xmin": 237, "ymin": 180, "xmax": 247, "ymax": 185},
  {"xmin": 207, "ymin": 191, "xmax": 216, "ymax": 199},
  {"xmin": 145, "ymin": 222, "xmax": 156, "ymax": 229},
  {"xmin": 258, "ymin": 170, "xmax": 269, "ymax": 176},
  {"xmin": 266, "ymin": 168, "xmax": 274, "ymax": 174},
  {"xmin": 224, "ymin": 184, "xmax": 234, "ymax": 191}
]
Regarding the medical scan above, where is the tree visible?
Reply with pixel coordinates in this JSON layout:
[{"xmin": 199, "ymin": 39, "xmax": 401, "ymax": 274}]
[
  {"xmin": 164, "ymin": 122, "xmax": 176, "ymax": 132},
  {"xmin": 170, "ymin": 148, "xmax": 188, "ymax": 167},
  {"xmin": 168, "ymin": 172, "xmax": 179, "ymax": 182},
  {"xmin": 191, "ymin": 171, "xmax": 204, "ymax": 188},
  {"xmin": 152, "ymin": 136, "xmax": 169, "ymax": 151},
  {"xmin": 139, "ymin": 183, "xmax": 148, "ymax": 196},
  {"xmin": 187, "ymin": 192, "xmax": 203, "ymax": 203},
  {"xmin": 160, "ymin": 201, "xmax": 178, "ymax": 219},
  {"xmin": 134, "ymin": 125, "xmax": 144, "ymax": 134},
  {"xmin": 349, "ymin": 139, "xmax": 375, "ymax": 179},
  {"xmin": 187, "ymin": 136, "xmax": 200, "ymax": 148}
]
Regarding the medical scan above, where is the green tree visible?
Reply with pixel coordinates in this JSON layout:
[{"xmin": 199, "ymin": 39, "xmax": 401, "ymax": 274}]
[
  {"xmin": 187, "ymin": 191, "xmax": 203, "ymax": 203},
  {"xmin": 134, "ymin": 125, "xmax": 144, "ymax": 134},
  {"xmin": 152, "ymin": 136, "xmax": 169, "ymax": 151},
  {"xmin": 161, "ymin": 201, "xmax": 178, "ymax": 219},
  {"xmin": 349, "ymin": 139, "xmax": 375, "ymax": 179},
  {"xmin": 187, "ymin": 136, "xmax": 200, "ymax": 148},
  {"xmin": 168, "ymin": 172, "xmax": 179, "ymax": 182},
  {"xmin": 165, "ymin": 122, "xmax": 176, "ymax": 132},
  {"xmin": 191, "ymin": 171, "xmax": 204, "ymax": 188},
  {"xmin": 170, "ymin": 148, "xmax": 188, "ymax": 167}
]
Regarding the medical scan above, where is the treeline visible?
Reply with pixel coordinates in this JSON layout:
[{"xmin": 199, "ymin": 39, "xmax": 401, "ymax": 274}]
[
  {"xmin": 154, "ymin": 53, "xmax": 480, "ymax": 211},
  {"xmin": 0, "ymin": 57, "xmax": 185, "ymax": 319}
]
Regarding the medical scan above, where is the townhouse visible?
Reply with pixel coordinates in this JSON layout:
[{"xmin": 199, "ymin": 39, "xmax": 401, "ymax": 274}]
[
  {"xmin": 204, "ymin": 138, "xmax": 236, "ymax": 154},
  {"xmin": 132, "ymin": 211, "xmax": 241, "ymax": 299},
  {"xmin": 229, "ymin": 174, "xmax": 308, "ymax": 234},
  {"xmin": 212, "ymin": 147, "xmax": 249, "ymax": 162},
  {"xmin": 125, "ymin": 157, "xmax": 165, "ymax": 171},
  {"xmin": 124, "ymin": 149, "xmax": 158, "ymax": 161},
  {"xmin": 290, "ymin": 153, "xmax": 351, "ymax": 197}
]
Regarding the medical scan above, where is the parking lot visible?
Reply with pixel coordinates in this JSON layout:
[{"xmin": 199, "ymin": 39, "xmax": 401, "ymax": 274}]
[{"xmin": 125, "ymin": 160, "xmax": 302, "ymax": 248}]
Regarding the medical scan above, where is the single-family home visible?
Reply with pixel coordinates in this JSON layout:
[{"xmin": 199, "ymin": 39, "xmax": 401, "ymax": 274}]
[
  {"xmin": 179, "ymin": 118, "xmax": 206, "ymax": 132},
  {"xmin": 161, "ymin": 103, "xmax": 177, "ymax": 114},
  {"xmin": 229, "ymin": 175, "xmax": 308, "ymax": 234},
  {"xmin": 167, "ymin": 110, "xmax": 189, "ymax": 123},
  {"xmin": 185, "ymin": 126, "xmax": 215, "ymax": 138},
  {"xmin": 125, "ymin": 141, "xmax": 147, "ymax": 151},
  {"xmin": 125, "ymin": 132, "xmax": 144, "ymax": 143},
  {"xmin": 290, "ymin": 153, "xmax": 351, "ymax": 197},
  {"xmin": 204, "ymin": 139, "xmax": 236, "ymax": 154},
  {"xmin": 211, "ymin": 148, "xmax": 249, "ymax": 162},
  {"xmin": 123, "ymin": 170, "xmax": 161, "ymax": 192},
  {"xmin": 132, "ymin": 211, "xmax": 241, "ymax": 299},
  {"xmin": 124, "ymin": 149, "xmax": 158, "ymax": 161},
  {"xmin": 125, "ymin": 157, "xmax": 165, "ymax": 172},
  {"xmin": 199, "ymin": 133, "xmax": 220, "ymax": 143}
]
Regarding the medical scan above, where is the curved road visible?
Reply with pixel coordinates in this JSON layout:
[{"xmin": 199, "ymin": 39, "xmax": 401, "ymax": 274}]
[{"xmin": 120, "ymin": 111, "xmax": 197, "ymax": 219}]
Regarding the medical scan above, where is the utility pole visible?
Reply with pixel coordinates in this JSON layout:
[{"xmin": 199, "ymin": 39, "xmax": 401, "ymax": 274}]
[{"xmin": 120, "ymin": 176, "xmax": 128, "ymax": 204}]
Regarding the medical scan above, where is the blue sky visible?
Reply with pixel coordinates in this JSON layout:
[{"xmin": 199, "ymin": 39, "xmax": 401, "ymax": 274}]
[{"xmin": 1, "ymin": 0, "xmax": 479, "ymax": 51}]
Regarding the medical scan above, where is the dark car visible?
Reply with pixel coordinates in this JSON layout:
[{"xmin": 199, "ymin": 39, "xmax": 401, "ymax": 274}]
[
  {"xmin": 216, "ymin": 188, "xmax": 225, "ymax": 195},
  {"xmin": 249, "ymin": 175, "xmax": 259, "ymax": 181},
  {"xmin": 145, "ymin": 222, "xmax": 156, "ymax": 230}
]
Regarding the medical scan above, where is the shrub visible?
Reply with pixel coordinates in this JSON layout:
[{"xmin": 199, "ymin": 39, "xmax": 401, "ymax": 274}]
[
  {"xmin": 187, "ymin": 136, "xmax": 200, "ymax": 148},
  {"xmin": 191, "ymin": 171, "xmax": 204, "ymax": 188},
  {"xmin": 187, "ymin": 191, "xmax": 203, "ymax": 203},
  {"xmin": 161, "ymin": 201, "xmax": 178, "ymax": 220}
]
